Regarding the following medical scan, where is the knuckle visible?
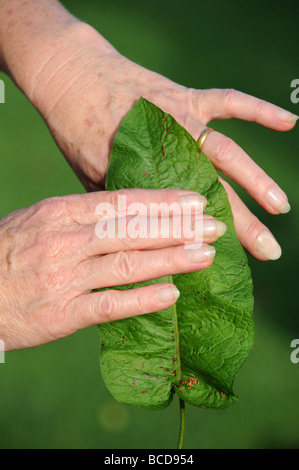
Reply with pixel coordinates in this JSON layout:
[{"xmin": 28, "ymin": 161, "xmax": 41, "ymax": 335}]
[
  {"xmin": 252, "ymin": 172, "xmax": 268, "ymax": 195},
  {"xmin": 187, "ymin": 87, "xmax": 200, "ymax": 113},
  {"xmin": 115, "ymin": 251, "xmax": 138, "ymax": 283},
  {"xmin": 214, "ymin": 138, "xmax": 235, "ymax": 165},
  {"xmin": 222, "ymin": 88, "xmax": 238, "ymax": 107},
  {"xmin": 134, "ymin": 288, "xmax": 145, "ymax": 314},
  {"xmin": 255, "ymin": 99, "xmax": 267, "ymax": 115},
  {"xmin": 244, "ymin": 216, "xmax": 263, "ymax": 240},
  {"xmin": 97, "ymin": 291, "xmax": 118, "ymax": 322},
  {"xmin": 165, "ymin": 248, "xmax": 177, "ymax": 272},
  {"xmin": 106, "ymin": 189, "xmax": 129, "ymax": 216},
  {"xmin": 187, "ymin": 88, "xmax": 207, "ymax": 122},
  {"xmin": 34, "ymin": 197, "xmax": 66, "ymax": 220}
]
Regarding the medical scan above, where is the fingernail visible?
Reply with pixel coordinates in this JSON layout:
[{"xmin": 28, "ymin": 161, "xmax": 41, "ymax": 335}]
[
  {"xmin": 185, "ymin": 244, "xmax": 216, "ymax": 263},
  {"xmin": 254, "ymin": 230, "xmax": 282, "ymax": 260},
  {"xmin": 179, "ymin": 193, "xmax": 207, "ymax": 213},
  {"xmin": 276, "ymin": 109, "xmax": 299, "ymax": 123},
  {"xmin": 197, "ymin": 219, "xmax": 227, "ymax": 238},
  {"xmin": 155, "ymin": 286, "xmax": 180, "ymax": 303},
  {"xmin": 266, "ymin": 188, "xmax": 291, "ymax": 214}
]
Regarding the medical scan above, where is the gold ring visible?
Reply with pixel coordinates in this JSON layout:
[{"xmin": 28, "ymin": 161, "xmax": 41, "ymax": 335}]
[{"xmin": 197, "ymin": 127, "xmax": 214, "ymax": 152}]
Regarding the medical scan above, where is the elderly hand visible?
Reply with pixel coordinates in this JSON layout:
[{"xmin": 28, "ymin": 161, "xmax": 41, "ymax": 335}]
[{"xmin": 0, "ymin": 189, "xmax": 226, "ymax": 350}]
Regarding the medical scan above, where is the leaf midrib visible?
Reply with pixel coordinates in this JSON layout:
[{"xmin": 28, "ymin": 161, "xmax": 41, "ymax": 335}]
[
  {"xmin": 142, "ymin": 101, "xmax": 182, "ymax": 384},
  {"xmin": 171, "ymin": 274, "xmax": 182, "ymax": 382}
]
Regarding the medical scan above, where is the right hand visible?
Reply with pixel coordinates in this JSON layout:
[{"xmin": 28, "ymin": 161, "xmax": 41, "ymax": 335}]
[{"xmin": 0, "ymin": 189, "xmax": 226, "ymax": 351}]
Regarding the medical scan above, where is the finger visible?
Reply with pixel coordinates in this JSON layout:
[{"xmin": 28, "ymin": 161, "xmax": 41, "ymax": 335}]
[
  {"xmin": 76, "ymin": 243, "xmax": 217, "ymax": 291},
  {"xmin": 84, "ymin": 215, "xmax": 226, "ymax": 257},
  {"xmin": 219, "ymin": 177, "xmax": 282, "ymax": 261},
  {"xmin": 64, "ymin": 188, "xmax": 207, "ymax": 224},
  {"xmin": 64, "ymin": 283, "xmax": 180, "ymax": 330},
  {"xmin": 200, "ymin": 129, "xmax": 291, "ymax": 215},
  {"xmin": 202, "ymin": 88, "xmax": 298, "ymax": 131}
]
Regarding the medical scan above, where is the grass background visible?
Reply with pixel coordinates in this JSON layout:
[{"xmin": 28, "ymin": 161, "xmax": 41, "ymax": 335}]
[{"xmin": 0, "ymin": 0, "xmax": 298, "ymax": 449}]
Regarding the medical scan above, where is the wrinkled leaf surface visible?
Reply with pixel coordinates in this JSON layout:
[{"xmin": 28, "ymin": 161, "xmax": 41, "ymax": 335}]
[{"xmin": 98, "ymin": 98, "xmax": 254, "ymax": 410}]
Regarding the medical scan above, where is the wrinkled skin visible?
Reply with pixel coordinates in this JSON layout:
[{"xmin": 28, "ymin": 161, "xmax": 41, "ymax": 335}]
[{"xmin": 0, "ymin": 1, "xmax": 296, "ymax": 350}]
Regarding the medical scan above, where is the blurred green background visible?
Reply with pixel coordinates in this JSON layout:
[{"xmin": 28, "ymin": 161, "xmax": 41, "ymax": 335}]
[{"xmin": 0, "ymin": 0, "xmax": 298, "ymax": 449}]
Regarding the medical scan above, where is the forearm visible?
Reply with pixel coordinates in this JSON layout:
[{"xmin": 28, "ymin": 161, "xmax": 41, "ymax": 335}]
[
  {"xmin": 0, "ymin": 0, "xmax": 113, "ymax": 111},
  {"xmin": 0, "ymin": 0, "xmax": 83, "ymax": 102}
]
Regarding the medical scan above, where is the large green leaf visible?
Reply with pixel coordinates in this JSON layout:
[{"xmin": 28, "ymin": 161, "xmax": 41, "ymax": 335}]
[{"xmin": 98, "ymin": 98, "xmax": 254, "ymax": 411}]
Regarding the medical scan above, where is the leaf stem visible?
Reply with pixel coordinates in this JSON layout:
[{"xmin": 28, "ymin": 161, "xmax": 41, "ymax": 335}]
[
  {"xmin": 177, "ymin": 398, "xmax": 185, "ymax": 449},
  {"xmin": 170, "ymin": 275, "xmax": 181, "ymax": 382}
]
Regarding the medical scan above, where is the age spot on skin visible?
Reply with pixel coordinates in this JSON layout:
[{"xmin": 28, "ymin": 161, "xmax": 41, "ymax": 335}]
[{"xmin": 85, "ymin": 118, "xmax": 94, "ymax": 128}]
